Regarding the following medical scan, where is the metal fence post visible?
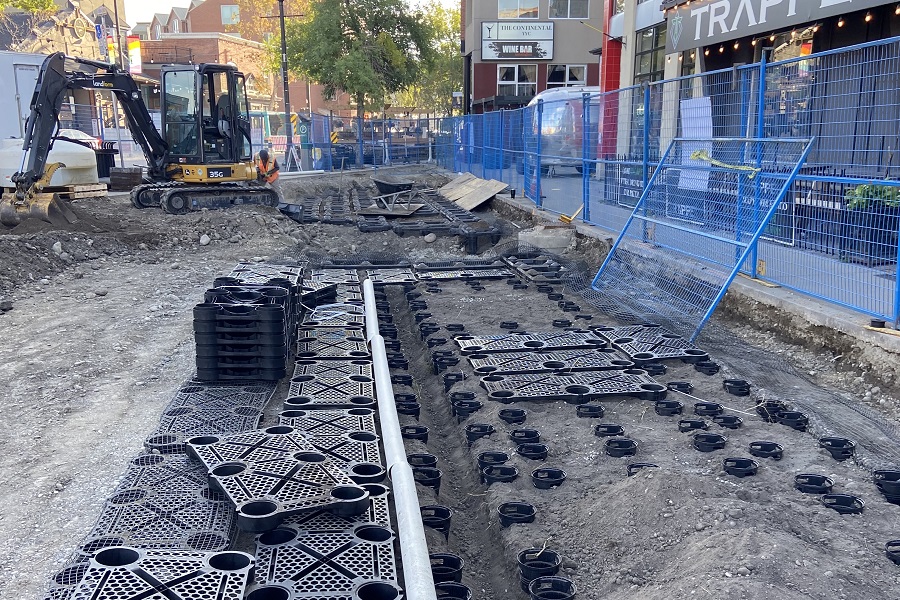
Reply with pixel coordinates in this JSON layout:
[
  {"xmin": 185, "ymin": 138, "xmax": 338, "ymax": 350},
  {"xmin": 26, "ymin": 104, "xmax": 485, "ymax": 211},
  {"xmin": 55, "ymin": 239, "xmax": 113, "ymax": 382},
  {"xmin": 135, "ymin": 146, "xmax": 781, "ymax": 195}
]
[
  {"xmin": 481, "ymin": 114, "xmax": 487, "ymax": 180},
  {"xmin": 750, "ymin": 51, "xmax": 768, "ymax": 278},
  {"xmin": 642, "ymin": 84, "xmax": 651, "ymax": 189},
  {"xmin": 642, "ymin": 84, "xmax": 651, "ymax": 243},
  {"xmin": 536, "ymin": 99, "xmax": 543, "ymax": 208},
  {"xmin": 499, "ymin": 109, "xmax": 506, "ymax": 186},
  {"xmin": 582, "ymin": 93, "xmax": 591, "ymax": 223}
]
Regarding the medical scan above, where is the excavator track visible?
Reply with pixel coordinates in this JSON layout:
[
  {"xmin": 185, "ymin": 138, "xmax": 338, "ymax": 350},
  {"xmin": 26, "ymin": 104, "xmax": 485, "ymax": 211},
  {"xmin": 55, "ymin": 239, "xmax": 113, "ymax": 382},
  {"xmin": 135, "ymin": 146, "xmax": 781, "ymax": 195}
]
[
  {"xmin": 130, "ymin": 182, "xmax": 182, "ymax": 209},
  {"xmin": 158, "ymin": 184, "xmax": 279, "ymax": 215}
]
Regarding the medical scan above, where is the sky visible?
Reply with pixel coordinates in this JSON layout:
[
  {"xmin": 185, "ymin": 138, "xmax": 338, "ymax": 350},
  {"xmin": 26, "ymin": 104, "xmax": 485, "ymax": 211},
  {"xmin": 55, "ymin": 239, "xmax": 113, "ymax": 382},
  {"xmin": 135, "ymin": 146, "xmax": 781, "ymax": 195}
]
[{"xmin": 122, "ymin": 0, "xmax": 460, "ymax": 28}]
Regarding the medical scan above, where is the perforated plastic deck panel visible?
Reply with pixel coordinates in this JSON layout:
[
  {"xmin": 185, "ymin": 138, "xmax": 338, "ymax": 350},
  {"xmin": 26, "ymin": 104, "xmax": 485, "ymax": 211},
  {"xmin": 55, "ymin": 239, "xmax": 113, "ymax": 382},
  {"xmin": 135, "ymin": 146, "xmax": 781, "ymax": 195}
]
[
  {"xmin": 288, "ymin": 375, "xmax": 375, "ymax": 404},
  {"xmin": 293, "ymin": 360, "xmax": 374, "ymax": 379},
  {"xmin": 229, "ymin": 263, "xmax": 304, "ymax": 286},
  {"xmin": 116, "ymin": 453, "xmax": 208, "ymax": 496},
  {"xmin": 187, "ymin": 427, "xmax": 368, "ymax": 532},
  {"xmin": 455, "ymin": 331, "xmax": 606, "ymax": 354},
  {"xmin": 253, "ymin": 523, "xmax": 398, "ymax": 592},
  {"xmin": 302, "ymin": 304, "xmax": 366, "ymax": 329},
  {"xmin": 415, "ymin": 268, "xmax": 513, "ymax": 280},
  {"xmin": 70, "ymin": 547, "xmax": 253, "ymax": 600},
  {"xmin": 592, "ymin": 324, "xmax": 709, "ymax": 362},
  {"xmin": 278, "ymin": 409, "xmax": 378, "ymax": 436},
  {"xmin": 366, "ymin": 268, "xmax": 417, "ymax": 284},
  {"xmin": 480, "ymin": 369, "xmax": 667, "ymax": 402},
  {"xmin": 296, "ymin": 333, "xmax": 371, "ymax": 360},
  {"xmin": 309, "ymin": 269, "xmax": 360, "ymax": 285},
  {"xmin": 502, "ymin": 255, "xmax": 569, "ymax": 283},
  {"xmin": 85, "ymin": 486, "xmax": 236, "ymax": 552},
  {"xmin": 301, "ymin": 432, "xmax": 383, "ymax": 471},
  {"xmin": 148, "ymin": 405, "xmax": 263, "ymax": 453},
  {"xmin": 166, "ymin": 383, "xmax": 276, "ymax": 412},
  {"xmin": 278, "ymin": 484, "xmax": 392, "ymax": 530},
  {"xmin": 468, "ymin": 348, "xmax": 634, "ymax": 375}
]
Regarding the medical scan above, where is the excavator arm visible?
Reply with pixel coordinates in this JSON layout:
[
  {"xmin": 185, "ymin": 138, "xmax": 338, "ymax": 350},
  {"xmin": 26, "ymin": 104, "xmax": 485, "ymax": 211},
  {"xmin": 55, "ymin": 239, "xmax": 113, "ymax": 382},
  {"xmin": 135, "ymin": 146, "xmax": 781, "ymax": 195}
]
[{"xmin": 12, "ymin": 52, "xmax": 170, "ymax": 201}]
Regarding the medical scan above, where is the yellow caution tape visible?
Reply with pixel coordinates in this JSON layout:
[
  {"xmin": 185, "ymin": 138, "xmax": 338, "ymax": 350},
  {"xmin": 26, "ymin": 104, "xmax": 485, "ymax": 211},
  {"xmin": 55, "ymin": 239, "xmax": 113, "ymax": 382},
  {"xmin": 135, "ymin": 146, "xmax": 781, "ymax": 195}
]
[{"xmin": 689, "ymin": 149, "xmax": 762, "ymax": 180}]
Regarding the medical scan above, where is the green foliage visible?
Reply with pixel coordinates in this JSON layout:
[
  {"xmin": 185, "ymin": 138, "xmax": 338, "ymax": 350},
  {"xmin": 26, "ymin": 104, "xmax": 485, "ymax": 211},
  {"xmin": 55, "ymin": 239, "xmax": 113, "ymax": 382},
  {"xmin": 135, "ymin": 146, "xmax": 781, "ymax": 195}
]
[
  {"xmin": 392, "ymin": 1, "xmax": 461, "ymax": 115},
  {"xmin": 0, "ymin": 0, "xmax": 56, "ymax": 13},
  {"xmin": 845, "ymin": 183, "xmax": 900, "ymax": 210},
  {"xmin": 285, "ymin": 0, "xmax": 436, "ymax": 116}
]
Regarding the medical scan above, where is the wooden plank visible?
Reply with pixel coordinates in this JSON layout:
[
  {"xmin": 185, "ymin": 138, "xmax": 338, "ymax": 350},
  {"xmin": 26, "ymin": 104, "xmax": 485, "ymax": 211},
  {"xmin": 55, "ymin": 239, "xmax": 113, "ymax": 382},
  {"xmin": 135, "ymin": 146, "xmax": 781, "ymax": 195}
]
[
  {"xmin": 438, "ymin": 173, "xmax": 476, "ymax": 195},
  {"xmin": 443, "ymin": 178, "xmax": 483, "ymax": 201},
  {"xmin": 58, "ymin": 190, "xmax": 109, "ymax": 200},
  {"xmin": 455, "ymin": 179, "xmax": 508, "ymax": 211},
  {"xmin": 47, "ymin": 183, "xmax": 107, "ymax": 193}
]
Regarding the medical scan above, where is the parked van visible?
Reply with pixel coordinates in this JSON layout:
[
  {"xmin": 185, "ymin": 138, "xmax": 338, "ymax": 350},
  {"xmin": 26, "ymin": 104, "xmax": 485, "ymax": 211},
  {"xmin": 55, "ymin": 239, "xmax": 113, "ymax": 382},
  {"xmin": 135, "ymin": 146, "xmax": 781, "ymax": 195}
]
[{"xmin": 520, "ymin": 86, "xmax": 600, "ymax": 175}]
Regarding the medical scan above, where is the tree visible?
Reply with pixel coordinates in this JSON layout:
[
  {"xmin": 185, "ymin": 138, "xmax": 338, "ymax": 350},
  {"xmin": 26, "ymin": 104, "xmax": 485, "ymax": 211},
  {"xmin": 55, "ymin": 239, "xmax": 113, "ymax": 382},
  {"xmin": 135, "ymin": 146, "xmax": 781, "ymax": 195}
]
[
  {"xmin": 230, "ymin": 0, "xmax": 308, "ymax": 43},
  {"xmin": 0, "ymin": 0, "xmax": 57, "ymax": 49},
  {"xmin": 392, "ymin": 1, "xmax": 461, "ymax": 116},
  {"xmin": 284, "ymin": 0, "xmax": 435, "ymax": 125}
]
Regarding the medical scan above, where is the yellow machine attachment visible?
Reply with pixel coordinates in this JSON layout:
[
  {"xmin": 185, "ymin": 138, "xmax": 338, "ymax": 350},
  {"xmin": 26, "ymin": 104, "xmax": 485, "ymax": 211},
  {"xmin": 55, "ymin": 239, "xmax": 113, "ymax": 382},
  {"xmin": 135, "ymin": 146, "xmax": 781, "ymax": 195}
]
[{"xmin": 0, "ymin": 163, "xmax": 78, "ymax": 227}]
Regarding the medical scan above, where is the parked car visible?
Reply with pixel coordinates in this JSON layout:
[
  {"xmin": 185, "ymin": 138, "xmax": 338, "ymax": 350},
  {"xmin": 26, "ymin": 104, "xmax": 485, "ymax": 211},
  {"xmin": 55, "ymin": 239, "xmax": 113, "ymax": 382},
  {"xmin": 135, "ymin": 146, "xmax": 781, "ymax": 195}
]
[{"xmin": 57, "ymin": 128, "xmax": 100, "ymax": 149}]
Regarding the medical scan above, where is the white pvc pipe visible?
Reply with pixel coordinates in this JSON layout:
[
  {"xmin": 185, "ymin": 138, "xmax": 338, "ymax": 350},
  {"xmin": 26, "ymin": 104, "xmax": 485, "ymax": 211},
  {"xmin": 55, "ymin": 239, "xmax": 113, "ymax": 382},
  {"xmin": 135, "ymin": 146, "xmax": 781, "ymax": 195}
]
[{"xmin": 363, "ymin": 279, "xmax": 437, "ymax": 600}]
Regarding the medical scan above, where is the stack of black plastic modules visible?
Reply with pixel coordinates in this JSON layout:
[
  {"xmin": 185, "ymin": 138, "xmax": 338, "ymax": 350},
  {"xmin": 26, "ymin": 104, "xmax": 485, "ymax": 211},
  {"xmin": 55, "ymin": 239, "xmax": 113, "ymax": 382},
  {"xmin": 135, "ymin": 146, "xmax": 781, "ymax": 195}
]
[{"xmin": 192, "ymin": 263, "xmax": 303, "ymax": 381}]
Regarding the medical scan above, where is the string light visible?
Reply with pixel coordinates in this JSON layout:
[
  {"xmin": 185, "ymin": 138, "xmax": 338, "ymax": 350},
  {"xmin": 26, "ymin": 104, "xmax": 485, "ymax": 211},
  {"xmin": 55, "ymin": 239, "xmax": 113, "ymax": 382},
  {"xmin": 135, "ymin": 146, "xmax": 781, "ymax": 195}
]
[
  {"xmin": 733, "ymin": 41, "xmax": 739, "ymax": 50},
  {"xmin": 690, "ymin": 51, "xmax": 695, "ymax": 59},
  {"xmin": 813, "ymin": 25, "xmax": 819, "ymax": 33},
  {"xmin": 704, "ymin": 48, "xmax": 710, "ymax": 56},
  {"xmin": 666, "ymin": 55, "xmax": 671, "ymax": 63},
  {"xmin": 865, "ymin": 12, "xmax": 873, "ymax": 23},
  {"xmin": 837, "ymin": 16, "xmax": 845, "ymax": 27},
  {"xmin": 769, "ymin": 33, "xmax": 775, "ymax": 41},
  {"xmin": 896, "ymin": 5, "xmax": 900, "ymax": 15},
  {"xmin": 678, "ymin": 54, "xmax": 683, "ymax": 61},
  {"xmin": 790, "ymin": 30, "xmax": 796, "ymax": 38},
  {"xmin": 751, "ymin": 38, "xmax": 757, "ymax": 46},
  {"xmin": 718, "ymin": 45, "xmax": 724, "ymax": 53}
]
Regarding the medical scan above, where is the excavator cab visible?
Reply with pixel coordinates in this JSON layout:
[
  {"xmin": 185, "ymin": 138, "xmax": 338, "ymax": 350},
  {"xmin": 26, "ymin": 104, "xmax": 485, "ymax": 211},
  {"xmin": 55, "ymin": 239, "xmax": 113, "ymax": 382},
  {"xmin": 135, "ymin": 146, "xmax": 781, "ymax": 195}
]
[{"xmin": 161, "ymin": 64, "xmax": 253, "ymax": 178}]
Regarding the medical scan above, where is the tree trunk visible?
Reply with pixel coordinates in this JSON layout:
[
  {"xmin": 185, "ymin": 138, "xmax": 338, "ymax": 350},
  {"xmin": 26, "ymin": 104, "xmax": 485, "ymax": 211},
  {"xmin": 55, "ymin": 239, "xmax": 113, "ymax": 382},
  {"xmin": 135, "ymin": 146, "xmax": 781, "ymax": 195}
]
[{"xmin": 356, "ymin": 93, "xmax": 365, "ymax": 166}]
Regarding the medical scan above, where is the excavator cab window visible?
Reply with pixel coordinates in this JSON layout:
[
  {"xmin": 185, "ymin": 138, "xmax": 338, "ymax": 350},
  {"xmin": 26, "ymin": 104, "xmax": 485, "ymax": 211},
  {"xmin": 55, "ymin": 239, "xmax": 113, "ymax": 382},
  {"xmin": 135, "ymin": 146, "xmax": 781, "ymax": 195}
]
[{"xmin": 163, "ymin": 70, "xmax": 199, "ymax": 158}]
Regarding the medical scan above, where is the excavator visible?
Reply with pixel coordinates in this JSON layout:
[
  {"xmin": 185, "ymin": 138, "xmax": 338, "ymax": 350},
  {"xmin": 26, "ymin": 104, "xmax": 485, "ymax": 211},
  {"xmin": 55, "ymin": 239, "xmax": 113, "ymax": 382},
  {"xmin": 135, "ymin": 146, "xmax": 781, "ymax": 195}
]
[{"xmin": 0, "ymin": 52, "xmax": 279, "ymax": 227}]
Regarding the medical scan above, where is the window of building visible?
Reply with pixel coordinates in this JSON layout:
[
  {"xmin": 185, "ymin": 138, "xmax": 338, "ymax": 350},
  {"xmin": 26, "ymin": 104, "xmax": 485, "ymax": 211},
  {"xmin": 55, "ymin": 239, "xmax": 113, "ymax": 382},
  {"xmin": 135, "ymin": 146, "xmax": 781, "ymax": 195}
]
[
  {"xmin": 633, "ymin": 24, "xmax": 667, "ymax": 85},
  {"xmin": 549, "ymin": 0, "xmax": 589, "ymax": 19},
  {"xmin": 612, "ymin": 0, "xmax": 625, "ymax": 15},
  {"xmin": 172, "ymin": 19, "xmax": 180, "ymax": 33},
  {"xmin": 547, "ymin": 64, "xmax": 586, "ymax": 88},
  {"xmin": 680, "ymin": 50, "xmax": 696, "ymax": 78},
  {"xmin": 498, "ymin": 64, "xmax": 537, "ymax": 97},
  {"xmin": 498, "ymin": 0, "xmax": 539, "ymax": 19}
]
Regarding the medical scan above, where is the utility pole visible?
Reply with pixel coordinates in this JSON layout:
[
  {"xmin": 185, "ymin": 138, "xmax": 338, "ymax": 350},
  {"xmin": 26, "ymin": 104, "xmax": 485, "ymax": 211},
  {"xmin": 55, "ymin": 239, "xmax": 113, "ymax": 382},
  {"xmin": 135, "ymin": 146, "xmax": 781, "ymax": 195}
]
[
  {"xmin": 111, "ymin": 0, "xmax": 126, "ymax": 69},
  {"xmin": 277, "ymin": 0, "xmax": 297, "ymax": 171}
]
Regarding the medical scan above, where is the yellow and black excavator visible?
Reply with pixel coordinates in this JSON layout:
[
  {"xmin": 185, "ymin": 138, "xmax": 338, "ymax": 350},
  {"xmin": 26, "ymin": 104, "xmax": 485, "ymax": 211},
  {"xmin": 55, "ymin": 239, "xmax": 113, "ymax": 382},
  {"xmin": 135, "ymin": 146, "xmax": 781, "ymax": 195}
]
[{"xmin": 1, "ymin": 52, "xmax": 278, "ymax": 226}]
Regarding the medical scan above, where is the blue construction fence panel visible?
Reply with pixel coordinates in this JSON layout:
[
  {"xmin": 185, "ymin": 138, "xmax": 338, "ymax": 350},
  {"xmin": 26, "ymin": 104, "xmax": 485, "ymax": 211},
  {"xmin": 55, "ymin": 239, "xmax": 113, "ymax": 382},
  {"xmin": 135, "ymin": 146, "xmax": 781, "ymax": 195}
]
[{"xmin": 437, "ymin": 35, "xmax": 900, "ymax": 325}]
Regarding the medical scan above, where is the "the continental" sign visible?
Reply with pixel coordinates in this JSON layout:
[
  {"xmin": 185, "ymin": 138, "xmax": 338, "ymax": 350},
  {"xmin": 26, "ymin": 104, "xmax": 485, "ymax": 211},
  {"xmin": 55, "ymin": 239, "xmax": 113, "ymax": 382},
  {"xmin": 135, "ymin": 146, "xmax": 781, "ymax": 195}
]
[
  {"xmin": 482, "ymin": 21, "xmax": 554, "ymax": 60},
  {"xmin": 666, "ymin": 0, "xmax": 889, "ymax": 53}
]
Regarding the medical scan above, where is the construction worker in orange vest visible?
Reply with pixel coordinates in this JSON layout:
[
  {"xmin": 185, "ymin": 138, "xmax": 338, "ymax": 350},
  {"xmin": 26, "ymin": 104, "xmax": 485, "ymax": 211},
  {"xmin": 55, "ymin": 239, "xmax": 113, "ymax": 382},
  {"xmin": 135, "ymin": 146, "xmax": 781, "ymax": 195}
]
[{"xmin": 256, "ymin": 148, "xmax": 280, "ymax": 184}]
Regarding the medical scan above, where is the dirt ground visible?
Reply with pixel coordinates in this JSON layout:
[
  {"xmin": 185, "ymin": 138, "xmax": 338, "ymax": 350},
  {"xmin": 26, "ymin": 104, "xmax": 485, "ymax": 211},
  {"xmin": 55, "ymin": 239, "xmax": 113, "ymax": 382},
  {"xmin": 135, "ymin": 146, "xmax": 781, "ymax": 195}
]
[{"xmin": 1, "ymin": 164, "xmax": 899, "ymax": 600}]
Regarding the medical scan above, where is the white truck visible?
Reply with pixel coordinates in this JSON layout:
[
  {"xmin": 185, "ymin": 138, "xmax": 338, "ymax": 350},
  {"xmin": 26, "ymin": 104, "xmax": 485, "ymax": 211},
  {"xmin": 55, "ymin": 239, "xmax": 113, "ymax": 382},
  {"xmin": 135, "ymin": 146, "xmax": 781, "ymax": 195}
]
[{"xmin": 0, "ymin": 50, "xmax": 47, "ymax": 140}]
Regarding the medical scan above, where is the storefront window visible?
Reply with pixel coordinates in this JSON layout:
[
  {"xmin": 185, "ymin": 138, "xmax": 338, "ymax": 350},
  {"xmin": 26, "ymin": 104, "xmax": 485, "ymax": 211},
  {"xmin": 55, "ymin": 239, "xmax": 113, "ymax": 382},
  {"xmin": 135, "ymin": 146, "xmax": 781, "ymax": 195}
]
[
  {"xmin": 498, "ymin": 0, "xmax": 539, "ymax": 19},
  {"xmin": 547, "ymin": 65, "xmax": 586, "ymax": 88},
  {"xmin": 498, "ymin": 64, "xmax": 538, "ymax": 97},
  {"xmin": 549, "ymin": 0, "xmax": 589, "ymax": 19},
  {"xmin": 633, "ymin": 24, "xmax": 667, "ymax": 85}
]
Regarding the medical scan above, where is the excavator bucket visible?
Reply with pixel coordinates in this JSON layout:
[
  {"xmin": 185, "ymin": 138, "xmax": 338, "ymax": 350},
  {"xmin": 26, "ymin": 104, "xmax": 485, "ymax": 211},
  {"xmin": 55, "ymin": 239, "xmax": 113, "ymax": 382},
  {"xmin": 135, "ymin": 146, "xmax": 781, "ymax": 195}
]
[
  {"xmin": 0, "ymin": 190, "xmax": 78, "ymax": 228},
  {"xmin": 1, "ymin": 162, "xmax": 78, "ymax": 227}
]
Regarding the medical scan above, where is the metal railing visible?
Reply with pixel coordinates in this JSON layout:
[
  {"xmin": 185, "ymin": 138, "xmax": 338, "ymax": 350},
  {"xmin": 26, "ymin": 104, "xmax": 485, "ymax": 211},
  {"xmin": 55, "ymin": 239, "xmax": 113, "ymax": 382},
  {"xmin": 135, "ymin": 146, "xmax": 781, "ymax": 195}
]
[{"xmin": 436, "ymin": 35, "xmax": 900, "ymax": 326}]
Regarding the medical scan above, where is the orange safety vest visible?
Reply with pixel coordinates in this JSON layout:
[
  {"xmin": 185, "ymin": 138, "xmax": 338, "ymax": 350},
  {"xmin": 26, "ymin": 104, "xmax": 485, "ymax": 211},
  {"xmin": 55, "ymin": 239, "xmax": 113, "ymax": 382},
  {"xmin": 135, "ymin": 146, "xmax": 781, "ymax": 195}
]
[{"xmin": 257, "ymin": 158, "xmax": 279, "ymax": 184}]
